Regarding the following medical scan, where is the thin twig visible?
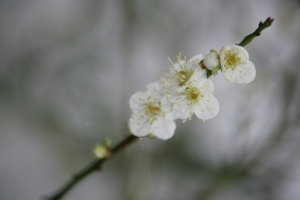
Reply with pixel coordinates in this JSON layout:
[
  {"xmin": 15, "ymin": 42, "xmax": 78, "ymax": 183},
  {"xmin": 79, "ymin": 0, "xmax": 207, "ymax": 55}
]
[
  {"xmin": 45, "ymin": 135, "xmax": 138, "ymax": 200},
  {"xmin": 238, "ymin": 17, "xmax": 274, "ymax": 47}
]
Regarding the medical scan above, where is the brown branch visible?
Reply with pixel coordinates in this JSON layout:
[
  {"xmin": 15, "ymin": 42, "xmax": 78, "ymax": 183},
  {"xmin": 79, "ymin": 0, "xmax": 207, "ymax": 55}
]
[{"xmin": 45, "ymin": 135, "xmax": 138, "ymax": 200}]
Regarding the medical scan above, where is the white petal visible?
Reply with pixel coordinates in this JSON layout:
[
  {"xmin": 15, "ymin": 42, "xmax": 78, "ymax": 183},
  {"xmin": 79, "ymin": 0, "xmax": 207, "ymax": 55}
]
[
  {"xmin": 188, "ymin": 53, "xmax": 203, "ymax": 63},
  {"xmin": 146, "ymin": 81, "xmax": 164, "ymax": 99},
  {"xmin": 146, "ymin": 82, "xmax": 159, "ymax": 92},
  {"xmin": 234, "ymin": 45, "xmax": 249, "ymax": 61},
  {"xmin": 195, "ymin": 95, "xmax": 219, "ymax": 120},
  {"xmin": 222, "ymin": 61, "xmax": 256, "ymax": 83},
  {"xmin": 190, "ymin": 67, "xmax": 207, "ymax": 81},
  {"xmin": 237, "ymin": 61, "xmax": 256, "ymax": 84},
  {"xmin": 198, "ymin": 79, "xmax": 214, "ymax": 95},
  {"xmin": 129, "ymin": 92, "xmax": 147, "ymax": 114},
  {"xmin": 160, "ymin": 97, "xmax": 174, "ymax": 112},
  {"xmin": 186, "ymin": 53, "xmax": 203, "ymax": 70},
  {"xmin": 173, "ymin": 98, "xmax": 193, "ymax": 119},
  {"xmin": 128, "ymin": 116, "xmax": 151, "ymax": 137},
  {"xmin": 151, "ymin": 117, "xmax": 176, "ymax": 140}
]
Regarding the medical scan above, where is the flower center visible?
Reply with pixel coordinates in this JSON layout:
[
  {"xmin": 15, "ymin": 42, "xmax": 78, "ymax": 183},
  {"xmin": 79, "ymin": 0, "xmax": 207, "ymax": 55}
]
[
  {"xmin": 224, "ymin": 50, "xmax": 240, "ymax": 70},
  {"xmin": 145, "ymin": 103, "xmax": 161, "ymax": 117},
  {"xmin": 177, "ymin": 70, "xmax": 193, "ymax": 86},
  {"xmin": 186, "ymin": 87, "xmax": 201, "ymax": 103}
]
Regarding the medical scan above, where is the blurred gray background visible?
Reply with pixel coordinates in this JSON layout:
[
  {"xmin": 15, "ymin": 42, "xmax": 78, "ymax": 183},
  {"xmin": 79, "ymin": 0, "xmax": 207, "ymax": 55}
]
[{"xmin": 1, "ymin": 0, "xmax": 300, "ymax": 200}]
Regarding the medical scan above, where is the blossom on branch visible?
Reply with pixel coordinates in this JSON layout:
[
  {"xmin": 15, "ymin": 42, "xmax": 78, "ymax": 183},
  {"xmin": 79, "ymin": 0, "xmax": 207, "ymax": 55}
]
[
  {"xmin": 171, "ymin": 68, "xmax": 219, "ymax": 122},
  {"xmin": 128, "ymin": 82, "xmax": 176, "ymax": 140},
  {"xmin": 219, "ymin": 45, "xmax": 256, "ymax": 84},
  {"xmin": 159, "ymin": 53, "xmax": 203, "ymax": 94}
]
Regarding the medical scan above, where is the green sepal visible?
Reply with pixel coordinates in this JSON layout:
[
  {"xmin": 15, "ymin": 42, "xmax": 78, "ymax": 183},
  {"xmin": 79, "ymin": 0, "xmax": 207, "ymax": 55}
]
[
  {"xmin": 126, "ymin": 122, "xmax": 133, "ymax": 135},
  {"xmin": 147, "ymin": 133, "xmax": 155, "ymax": 139},
  {"xmin": 103, "ymin": 138, "xmax": 111, "ymax": 148},
  {"xmin": 211, "ymin": 64, "xmax": 221, "ymax": 76},
  {"xmin": 207, "ymin": 70, "xmax": 213, "ymax": 79},
  {"xmin": 210, "ymin": 49, "xmax": 218, "ymax": 54}
]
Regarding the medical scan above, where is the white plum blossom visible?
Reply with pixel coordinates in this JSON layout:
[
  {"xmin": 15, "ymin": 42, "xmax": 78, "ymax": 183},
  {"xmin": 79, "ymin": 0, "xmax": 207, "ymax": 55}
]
[
  {"xmin": 203, "ymin": 50, "xmax": 220, "ymax": 70},
  {"xmin": 219, "ymin": 45, "xmax": 256, "ymax": 84},
  {"xmin": 128, "ymin": 82, "xmax": 176, "ymax": 140},
  {"xmin": 171, "ymin": 68, "xmax": 219, "ymax": 122},
  {"xmin": 159, "ymin": 53, "xmax": 203, "ymax": 94}
]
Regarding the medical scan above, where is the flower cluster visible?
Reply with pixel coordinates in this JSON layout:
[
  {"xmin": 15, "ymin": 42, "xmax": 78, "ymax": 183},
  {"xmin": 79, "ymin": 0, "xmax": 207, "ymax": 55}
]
[{"xmin": 128, "ymin": 45, "xmax": 255, "ymax": 140}]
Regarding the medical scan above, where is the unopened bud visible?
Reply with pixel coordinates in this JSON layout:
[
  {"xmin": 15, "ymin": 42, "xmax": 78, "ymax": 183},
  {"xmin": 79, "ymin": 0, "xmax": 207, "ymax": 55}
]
[
  {"xmin": 203, "ymin": 51, "xmax": 220, "ymax": 70},
  {"xmin": 93, "ymin": 144, "xmax": 111, "ymax": 159}
]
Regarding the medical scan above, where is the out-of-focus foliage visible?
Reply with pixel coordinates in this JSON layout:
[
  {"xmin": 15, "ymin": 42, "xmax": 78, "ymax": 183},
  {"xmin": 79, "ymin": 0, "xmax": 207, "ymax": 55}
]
[{"xmin": 0, "ymin": 0, "xmax": 300, "ymax": 200}]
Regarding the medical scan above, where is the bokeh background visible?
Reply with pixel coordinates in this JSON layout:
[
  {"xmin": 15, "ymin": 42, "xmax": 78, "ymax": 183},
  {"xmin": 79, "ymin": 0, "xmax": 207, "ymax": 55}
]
[{"xmin": 1, "ymin": 0, "xmax": 300, "ymax": 200}]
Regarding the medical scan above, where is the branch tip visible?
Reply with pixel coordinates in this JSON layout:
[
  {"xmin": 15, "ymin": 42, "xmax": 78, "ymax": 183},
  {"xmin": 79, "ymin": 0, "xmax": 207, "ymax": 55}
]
[
  {"xmin": 267, "ymin": 17, "xmax": 274, "ymax": 24},
  {"xmin": 238, "ymin": 17, "xmax": 274, "ymax": 47}
]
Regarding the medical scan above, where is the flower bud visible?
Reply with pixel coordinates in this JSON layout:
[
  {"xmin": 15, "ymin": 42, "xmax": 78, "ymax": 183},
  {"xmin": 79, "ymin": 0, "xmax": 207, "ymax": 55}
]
[
  {"xmin": 93, "ymin": 144, "xmax": 111, "ymax": 159},
  {"xmin": 203, "ymin": 51, "xmax": 220, "ymax": 70}
]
